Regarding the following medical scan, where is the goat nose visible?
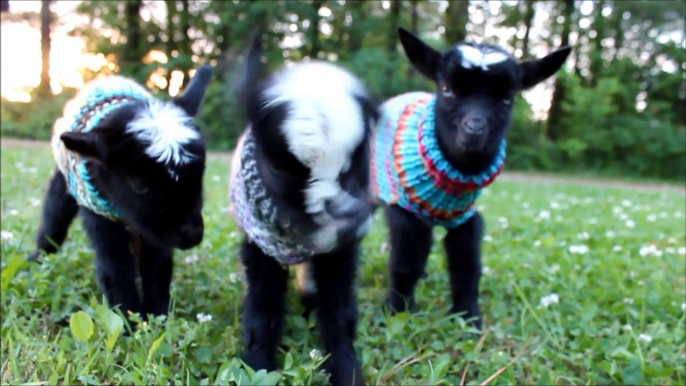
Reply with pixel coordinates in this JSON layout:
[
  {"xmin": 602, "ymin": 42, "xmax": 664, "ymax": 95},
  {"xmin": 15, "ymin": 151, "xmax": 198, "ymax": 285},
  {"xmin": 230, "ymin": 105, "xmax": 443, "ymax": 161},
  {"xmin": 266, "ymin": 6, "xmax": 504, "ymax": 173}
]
[{"xmin": 462, "ymin": 118, "xmax": 487, "ymax": 134}]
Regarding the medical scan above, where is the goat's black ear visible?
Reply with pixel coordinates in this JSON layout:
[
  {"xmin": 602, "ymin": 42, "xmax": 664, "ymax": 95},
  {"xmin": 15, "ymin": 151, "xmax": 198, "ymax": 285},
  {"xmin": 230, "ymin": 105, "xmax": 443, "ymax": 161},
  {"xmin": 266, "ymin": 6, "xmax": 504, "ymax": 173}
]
[
  {"xmin": 519, "ymin": 46, "xmax": 572, "ymax": 90},
  {"xmin": 398, "ymin": 26, "xmax": 442, "ymax": 82},
  {"xmin": 174, "ymin": 65, "xmax": 213, "ymax": 117},
  {"xmin": 60, "ymin": 131, "xmax": 106, "ymax": 160}
]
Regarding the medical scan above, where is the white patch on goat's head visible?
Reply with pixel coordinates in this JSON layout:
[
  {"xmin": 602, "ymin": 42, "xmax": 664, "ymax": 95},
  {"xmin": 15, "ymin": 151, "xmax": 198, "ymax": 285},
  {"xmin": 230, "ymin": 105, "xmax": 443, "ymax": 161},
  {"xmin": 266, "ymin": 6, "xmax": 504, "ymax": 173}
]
[
  {"xmin": 126, "ymin": 100, "xmax": 200, "ymax": 177},
  {"xmin": 263, "ymin": 61, "xmax": 367, "ymax": 216},
  {"xmin": 456, "ymin": 44, "xmax": 509, "ymax": 71}
]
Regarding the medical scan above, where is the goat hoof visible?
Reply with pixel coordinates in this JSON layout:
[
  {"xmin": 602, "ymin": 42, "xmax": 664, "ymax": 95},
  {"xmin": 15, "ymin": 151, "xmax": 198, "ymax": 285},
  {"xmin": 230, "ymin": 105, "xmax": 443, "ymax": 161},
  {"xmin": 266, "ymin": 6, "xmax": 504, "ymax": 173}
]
[
  {"xmin": 26, "ymin": 251, "xmax": 42, "ymax": 264},
  {"xmin": 241, "ymin": 350, "xmax": 276, "ymax": 373},
  {"xmin": 323, "ymin": 354, "xmax": 365, "ymax": 386}
]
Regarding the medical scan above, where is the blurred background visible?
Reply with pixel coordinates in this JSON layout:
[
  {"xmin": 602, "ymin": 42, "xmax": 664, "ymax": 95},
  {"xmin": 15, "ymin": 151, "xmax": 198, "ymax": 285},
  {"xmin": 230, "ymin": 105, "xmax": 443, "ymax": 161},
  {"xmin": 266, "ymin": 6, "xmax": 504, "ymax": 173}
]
[{"xmin": 1, "ymin": 0, "xmax": 684, "ymax": 181}]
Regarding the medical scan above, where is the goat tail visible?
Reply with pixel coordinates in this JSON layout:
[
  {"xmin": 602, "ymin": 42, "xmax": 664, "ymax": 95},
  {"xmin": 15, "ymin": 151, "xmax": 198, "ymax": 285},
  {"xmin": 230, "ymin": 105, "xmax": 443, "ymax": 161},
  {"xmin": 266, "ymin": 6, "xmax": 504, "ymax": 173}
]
[{"xmin": 294, "ymin": 262, "xmax": 318, "ymax": 320}]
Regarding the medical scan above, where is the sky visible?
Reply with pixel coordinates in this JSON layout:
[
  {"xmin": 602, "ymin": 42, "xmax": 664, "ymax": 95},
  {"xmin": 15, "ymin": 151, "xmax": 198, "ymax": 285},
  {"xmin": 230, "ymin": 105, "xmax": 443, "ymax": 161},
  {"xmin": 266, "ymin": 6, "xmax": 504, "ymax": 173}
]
[{"xmin": 0, "ymin": 0, "xmax": 617, "ymax": 118}]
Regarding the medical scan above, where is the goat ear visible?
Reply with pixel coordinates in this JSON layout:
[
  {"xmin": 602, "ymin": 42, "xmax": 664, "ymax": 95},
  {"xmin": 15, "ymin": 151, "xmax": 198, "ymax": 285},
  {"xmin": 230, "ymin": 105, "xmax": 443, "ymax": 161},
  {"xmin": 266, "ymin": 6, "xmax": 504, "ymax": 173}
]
[
  {"xmin": 398, "ymin": 26, "xmax": 442, "ymax": 82},
  {"xmin": 354, "ymin": 94, "xmax": 381, "ymax": 129},
  {"xmin": 60, "ymin": 131, "xmax": 106, "ymax": 160},
  {"xmin": 173, "ymin": 65, "xmax": 213, "ymax": 117},
  {"xmin": 519, "ymin": 46, "xmax": 572, "ymax": 90}
]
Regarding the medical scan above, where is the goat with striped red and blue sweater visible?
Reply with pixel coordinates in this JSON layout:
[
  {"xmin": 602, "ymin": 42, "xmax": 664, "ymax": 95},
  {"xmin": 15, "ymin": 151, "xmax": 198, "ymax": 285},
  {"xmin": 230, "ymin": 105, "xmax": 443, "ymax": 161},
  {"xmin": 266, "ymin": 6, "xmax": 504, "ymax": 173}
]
[
  {"xmin": 372, "ymin": 27, "xmax": 571, "ymax": 329},
  {"xmin": 28, "ymin": 66, "xmax": 213, "ymax": 327}
]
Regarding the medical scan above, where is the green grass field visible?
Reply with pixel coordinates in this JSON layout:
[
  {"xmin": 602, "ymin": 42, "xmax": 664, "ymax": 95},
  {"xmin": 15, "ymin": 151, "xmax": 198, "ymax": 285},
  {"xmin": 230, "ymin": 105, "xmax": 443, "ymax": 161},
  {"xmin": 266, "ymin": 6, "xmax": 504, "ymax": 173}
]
[{"xmin": 2, "ymin": 145, "xmax": 685, "ymax": 385}]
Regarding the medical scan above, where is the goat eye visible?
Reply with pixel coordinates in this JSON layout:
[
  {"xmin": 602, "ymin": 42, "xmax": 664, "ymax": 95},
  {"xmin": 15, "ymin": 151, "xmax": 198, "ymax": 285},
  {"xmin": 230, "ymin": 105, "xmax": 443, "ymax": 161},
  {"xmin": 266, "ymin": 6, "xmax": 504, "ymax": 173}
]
[
  {"xmin": 442, "ymin": 85, "xmax": 454, "ymax": 98},
  {"xmin": 127, "ymin": 178, "xmax": 148, "ymax": 194}
]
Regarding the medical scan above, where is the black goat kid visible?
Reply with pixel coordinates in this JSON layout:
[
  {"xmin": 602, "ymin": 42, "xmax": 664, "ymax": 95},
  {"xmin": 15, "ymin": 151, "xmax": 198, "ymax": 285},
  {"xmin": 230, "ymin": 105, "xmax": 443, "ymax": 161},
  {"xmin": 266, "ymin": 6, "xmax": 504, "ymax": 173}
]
[
  {"xmin": 228, "ymin": 31, "xmax": 378, "ymax": 385},
  {"xmin": 28, "ymin": 66, "xmax": 213, "ymax": 326},
  {"xmin": 371, "ymin": 27, "xmax": 571, "ymax": 329}
]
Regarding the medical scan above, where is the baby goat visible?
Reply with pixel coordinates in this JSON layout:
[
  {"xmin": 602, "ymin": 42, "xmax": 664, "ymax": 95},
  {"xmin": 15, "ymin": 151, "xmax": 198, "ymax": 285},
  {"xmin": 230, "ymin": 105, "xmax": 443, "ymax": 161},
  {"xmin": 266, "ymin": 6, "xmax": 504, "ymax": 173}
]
[
  {"xmin": 371, "ymin": 27, "xmax": 571, "ymax": 329},
  {"xmin": 228, "ymin": 31, "xmax": 378, "ymax": 385},
  {"xmin": 28, "ymin": 66, "xmax": 213, "ymax": 325}
]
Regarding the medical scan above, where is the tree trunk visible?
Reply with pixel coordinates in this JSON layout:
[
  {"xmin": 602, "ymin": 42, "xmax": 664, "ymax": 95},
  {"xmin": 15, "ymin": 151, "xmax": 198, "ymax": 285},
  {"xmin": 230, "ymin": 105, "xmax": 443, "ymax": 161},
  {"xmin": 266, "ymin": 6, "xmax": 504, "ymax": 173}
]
[
  {"xmin": 122, "ymin": 0, "xmax": 143, "ymax": 82},
  {"xmin": 309, "ymin": 0, "xmax": 325, "ymax": 60},
  {"xmin": 444, "ymin": 0, "xmax": 468, "ymax": 43},
  {"xmin": 588, "ymin": 0, "xmax": 606, "ymax": 87},
  {"xmin": 164, "ymin": 0, "xmax": 176, "ymax": 94},
  {"xmin": 346, "ymin": 0, "xmax": 365, "ymax": 57},
  {"xmin": 385, "ymin": 0, "xmax": 402, "ymax": 88},
  {"xmin": 521, "ymin": 0, "xmax": 536, "ymax": 59},
  {"xmin": 407, "ymin": 0, "xmax": 419, "ymax": 79},
  {"xmin": 180, "ymin": 0, "xmax": 192, "ymax": 88},
  {"xmin": 39, "ymin": 0, "xmax": 52, "ymax": 97},
  {"xmin": 546, "ymin": 0, "xmax": 574, "ymax": 141}
]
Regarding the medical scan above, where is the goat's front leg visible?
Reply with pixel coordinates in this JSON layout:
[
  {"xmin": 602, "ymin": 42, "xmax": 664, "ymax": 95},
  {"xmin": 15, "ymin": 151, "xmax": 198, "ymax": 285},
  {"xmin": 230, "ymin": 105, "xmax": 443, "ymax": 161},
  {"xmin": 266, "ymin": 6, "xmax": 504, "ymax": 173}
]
[
  {"xmin": 443, "ymin": 211, "xmax": 484, "ymax": 330},
  {"xmin": 312, "ymin": 245, "xmax": 364, "ymax": 386},
  {"xmin": 384, "ymin": 204, "xmax": 433, "ymax": 313},
  {"xmin": 138, "ymin": 238, "xmax": 174, "ymax": 319},
  {"xmin": 240, "ymin": 238, "xmax": 289, "ymax": 372},
  {"xmin": 28, "ymin": 169, "xmax": 79, "ymax": 262},
  {"xmin": 80, "ymin": 208, "xmax": 141, "ymax": 327}
]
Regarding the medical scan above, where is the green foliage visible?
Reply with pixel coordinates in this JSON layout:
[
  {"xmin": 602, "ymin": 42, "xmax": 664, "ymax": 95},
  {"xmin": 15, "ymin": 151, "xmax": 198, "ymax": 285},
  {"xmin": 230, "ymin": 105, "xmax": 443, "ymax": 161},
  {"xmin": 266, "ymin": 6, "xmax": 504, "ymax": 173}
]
[{"xmin": 2, "ymin": 145, "xmax": 685, "ymax": 384}]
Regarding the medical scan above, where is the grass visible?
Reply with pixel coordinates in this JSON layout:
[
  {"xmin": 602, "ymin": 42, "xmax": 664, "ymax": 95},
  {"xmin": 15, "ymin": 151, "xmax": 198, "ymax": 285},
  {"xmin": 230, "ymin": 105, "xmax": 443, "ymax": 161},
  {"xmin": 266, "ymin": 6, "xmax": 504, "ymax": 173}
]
[{"xmin": 1, "ymin": 145, "xmax": 685, "ymax": 385}]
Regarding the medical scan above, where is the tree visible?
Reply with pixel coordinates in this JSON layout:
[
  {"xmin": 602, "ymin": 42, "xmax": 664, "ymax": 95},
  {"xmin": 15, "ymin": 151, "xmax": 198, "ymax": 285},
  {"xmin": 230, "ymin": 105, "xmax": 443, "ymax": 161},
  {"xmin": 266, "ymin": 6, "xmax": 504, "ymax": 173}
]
[
  {"xmin": 39, "ymin": 0, "xmax": 52, "ymax": 97},
  {"xmin": 547, "ymin": 0, "xmax": 574, "ymax": 140},
  {"xmin": 444, "ymin": 0, "xmax": 468, "ymax": 43}
]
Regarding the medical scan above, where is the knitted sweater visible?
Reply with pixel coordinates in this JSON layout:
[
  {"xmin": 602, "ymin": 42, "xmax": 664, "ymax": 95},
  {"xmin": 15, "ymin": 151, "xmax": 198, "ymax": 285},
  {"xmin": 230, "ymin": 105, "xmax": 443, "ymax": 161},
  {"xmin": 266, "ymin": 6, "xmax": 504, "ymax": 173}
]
[
  {"xmin": 370, "ymin": 91, "xmax": 506, "ymax": 229},
  {"xmin": 228, "ymin": 129, "xmax": 319, "ymax": 265},
  {"xmin": 52, "ymin": 76, "xmax": 153, "ymax": 222}
]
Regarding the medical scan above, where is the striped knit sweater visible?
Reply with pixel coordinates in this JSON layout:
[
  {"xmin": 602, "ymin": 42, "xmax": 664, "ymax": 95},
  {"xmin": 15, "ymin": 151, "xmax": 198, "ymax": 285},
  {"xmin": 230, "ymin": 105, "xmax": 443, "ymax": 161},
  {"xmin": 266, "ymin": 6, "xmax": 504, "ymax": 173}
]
[
  {"xmin": 370, "ymin": 91, "xmax": 506, "ymax": 229},
  {"xmin": 52, "ymin": 76, "xmax": 153, "ymax": 222}
]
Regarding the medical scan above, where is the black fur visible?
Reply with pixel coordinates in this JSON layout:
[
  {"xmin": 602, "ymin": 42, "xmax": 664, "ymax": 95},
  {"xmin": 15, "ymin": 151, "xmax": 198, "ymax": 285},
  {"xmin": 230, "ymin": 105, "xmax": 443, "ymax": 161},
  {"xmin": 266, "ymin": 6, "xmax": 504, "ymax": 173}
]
[
  {"xmin": 233, "ymin": 29, "xmax": 376, "ymax": 385},
  {"xmin": 382, "ymin": 28, "xmax": 571, "ymax": 328},
  {"xmin": 28, "ymin": 66, "xmax": 213, "ymax": 327}
]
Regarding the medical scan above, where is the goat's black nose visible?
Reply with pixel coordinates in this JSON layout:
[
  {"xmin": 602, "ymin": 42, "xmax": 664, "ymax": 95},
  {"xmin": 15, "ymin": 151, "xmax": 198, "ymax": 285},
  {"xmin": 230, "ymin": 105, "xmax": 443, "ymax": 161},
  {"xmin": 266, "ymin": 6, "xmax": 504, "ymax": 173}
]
[{"xmin": 462, "ymin": 118, "xmax": 487, "ymax": 135}]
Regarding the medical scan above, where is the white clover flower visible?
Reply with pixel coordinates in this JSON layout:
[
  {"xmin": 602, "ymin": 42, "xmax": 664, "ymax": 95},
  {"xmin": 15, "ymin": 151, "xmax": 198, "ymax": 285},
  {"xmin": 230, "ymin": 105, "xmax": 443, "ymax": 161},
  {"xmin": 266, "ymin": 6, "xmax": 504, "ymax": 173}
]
[
  {"xmin": 29, "ymin": 198, "xmax": 41, "ymax": 207},
  {"xmin": 477, "ymin": 204, "xmax": 486, "ymax": 211},
  {"xmin": 212, "ymin": 175, "xmax": 221, "ymax": 181},
  {"xmin": 646, "ymin": 214, "xmax": 657, "ymax": 222},
  {"xmin": 637, "ymin": 333, "xmax": 652, "ymax": 343},
  {"xmin": 612, "ymin": 245, "xmax": 622, "ymax": 252},
  {"xmin": 612, "ymin": 206, "xmax": 623, "ymax": 214},
  {"xmin": 606, "ymin": 230, "xmax": 615, "ymax": 238},
  {"xmin": 558, "ymin": 240, "xmax": 567, "ymax": 247},
  {"xmin": 681, "ymin": 302, "xmax": 685, "ymax": 312},
  {"xmin": 668, "ymin": 237, "xmax": 677, "ymax": 244},
  {"xmin": 498, "ymin": 217, "xmax": 508, "ymax": 223},
  {"xmin": 309, "ymin": 349, "xmax": 323, "ymax": 361},
  {"xmin": 533, "ymin": 240, "xmax": 541, "ymax": 247},
  {"xmin": 522, "ymin": 202, "xmax": 530, "ymax": 209},
  {"xmin": 629, "ymin": 271, "xmax": 637, "ymax": 278},
  {"xmin": 536, "ymin": 210, "xmax": 550, "ymax": 221},
  {"xmin": 8, "ymin": 209, "xmax": 18, "ymax": 216},
  {"xmin": 665, "ymin": 247, "xmax": 676, "ymax": 254},
  {"xmin": 184, "ymin": 255, "xmax": 199, "ymax": 264},
  {"xmin": 639, "ymin": 244, "xmax": 662, "ymax": 257},
  {"xmin": 229, "ymin": 272, "xmax": 241, "ymax": 283},
  {"xmin": 589, "ymin": 218, "xmax": 597, "ymax": 224},
  {"xmin": 550, "ymin": 202, "xmax": 560, "ymax": 209},
  {"xmin": 675, "ymin": 212, "xmax": 683, "ymax": 218},
  {"xmin": 28, "ymin": 167, "xmax": 38, "ymax": 174},
  {"xmin": 678, "ymin": 247, "xmax": 686, "ymax": 255},
  {"xmin": 625, "ymin": 219, "xmax": 635, "ymax": 228},
  {"xmin": 623, "ymin": 297, "xmax": 634, "ymax": 304},
  {"xmin": 568, "ymin": 244, "xmax": 589, "ymax": 254},
  {"xmin": 482, "ymin": 266, "xmax": 492, "ymax": 276},
  {"xmin": 483, "ymin": 235, "xmax": 493, "ymax": 242},
  {"xmin": 622, "ymin": 324, "xmax": 632, "ymax": 331},
  {"xmin": 1, "ymin": 230, "xmax": 14, "ymax": 242},
  {"xmin": 196, "ymin": 313, "xmax": 213, "ymax": 323},
  {"xmin": 555, "ymin": 215, "xmax": 564, "ymax": 222},
  {"xmin": 619, "ymin": 213, "xmax": 629, "ymax": 221},
  {"xmin": 539, "ymin": 293, "xmax": 559, "ymax": 308},
  {"xmin": 621, "ymin": 199, "xmax": 632, "ymax": 207},
  {"xmin": 659, "ymin": 212, "xmax": 668, "ymax": 218},
  {"xmin": 582, "ymin": 197, "xmax": 595, "ymax": 204},
  {"xmin": 549, "ymin": 264, "xmax": 560, "ymax": 274},
  {"xmin": 577, "ymin": 232, "xmax": 590, "ymax": 240}
]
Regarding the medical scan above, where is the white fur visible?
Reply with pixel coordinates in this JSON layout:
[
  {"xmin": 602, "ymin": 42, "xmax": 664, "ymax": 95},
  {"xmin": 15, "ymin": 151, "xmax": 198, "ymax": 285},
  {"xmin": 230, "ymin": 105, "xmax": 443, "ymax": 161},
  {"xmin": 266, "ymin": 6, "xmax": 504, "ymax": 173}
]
[
  {"xmin": 126, "ymin": 100, "xmax": 200, "ymax": 173},
  {"xmin": 262, "ymin": 61, "xmax": 367, "ymax": 218},
  {"xmin": 456, "ymin": 44, "xmax": 509, "ymax": 71}
]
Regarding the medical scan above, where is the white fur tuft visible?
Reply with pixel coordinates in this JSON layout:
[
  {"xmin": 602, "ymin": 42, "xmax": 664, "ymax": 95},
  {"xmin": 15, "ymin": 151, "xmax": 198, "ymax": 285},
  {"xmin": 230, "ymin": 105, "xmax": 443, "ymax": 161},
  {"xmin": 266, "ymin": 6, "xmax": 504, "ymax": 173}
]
[
  {"xmin": 456, "ymin": 44, "xmax": 509, "ymax": 71},
  {"xmin": 262, "ymin": 61, "xmax": 367, "ymax": 217},
  {"xmin": 126, "ymin": 101, "xmax": 200, "ymax": 172}
]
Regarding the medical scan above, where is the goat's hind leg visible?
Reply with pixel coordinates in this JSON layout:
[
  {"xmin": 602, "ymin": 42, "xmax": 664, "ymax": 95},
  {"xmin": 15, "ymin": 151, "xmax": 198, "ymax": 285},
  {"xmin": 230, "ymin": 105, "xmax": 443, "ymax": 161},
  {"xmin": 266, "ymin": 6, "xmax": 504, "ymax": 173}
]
[
  {"xmin": 27, "ymin": 169, "xmax": 79, "ymax": 262},
  {"xmin": 443, "ymin": 211, "xmax": 484, "ymax": 330},
  {"xmin": 312, "ymin": 245, "xmax": 363, "ymax": 386},
  {"xmin": 384, "ymin": 204, "xmax": 433, "ymax": 313},
  {"xmin": 81, "ymin": 208, "xmax": 142, "ymax": 329},
  {"xmin": 240, "ymin": 238, "xmax": 289, "ymax": 372}
]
